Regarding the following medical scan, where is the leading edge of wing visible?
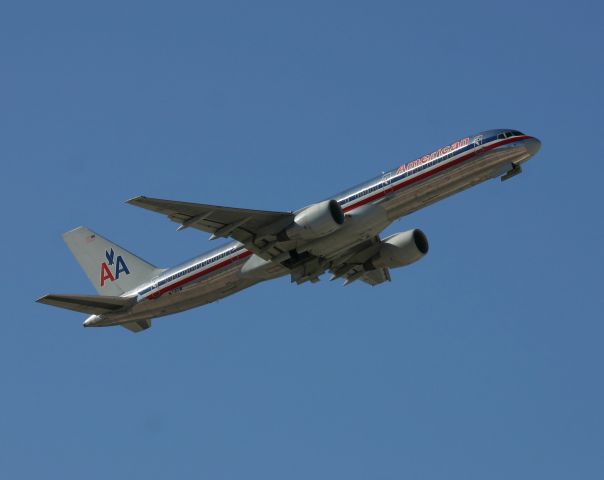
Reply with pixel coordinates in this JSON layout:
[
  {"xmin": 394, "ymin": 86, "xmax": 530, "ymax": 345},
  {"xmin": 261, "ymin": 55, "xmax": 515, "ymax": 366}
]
[{"xmin": 126, "ymin": 196, "xmax": 292, "ymax": 219}]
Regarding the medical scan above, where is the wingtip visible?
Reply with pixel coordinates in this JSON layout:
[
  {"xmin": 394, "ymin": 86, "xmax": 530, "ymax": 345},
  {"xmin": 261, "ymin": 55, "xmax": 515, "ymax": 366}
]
[
  {"xmin": 126, "ymin": 195, "xmax": 146, "ymax": 205},
  {"xmin": 35, "ymin": 295, "xmax": 47, "ymax": 304},
  {"xmin": 36, "ymin": 294, "xmax": 55, "ymax": 304}
]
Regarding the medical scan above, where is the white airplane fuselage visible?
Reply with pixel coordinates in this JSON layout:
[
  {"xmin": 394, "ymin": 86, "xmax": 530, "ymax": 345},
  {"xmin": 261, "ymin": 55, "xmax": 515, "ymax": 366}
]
[{"xmin": 81, "ymin": 129, "xmax": 541, "ymax": 328}]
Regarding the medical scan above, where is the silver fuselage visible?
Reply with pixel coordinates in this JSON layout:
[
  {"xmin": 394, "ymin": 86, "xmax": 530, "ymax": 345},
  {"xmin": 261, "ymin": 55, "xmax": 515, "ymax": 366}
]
[{"xmin": 87, "ymin": 130, "xmax": 541, "ymax": 326}]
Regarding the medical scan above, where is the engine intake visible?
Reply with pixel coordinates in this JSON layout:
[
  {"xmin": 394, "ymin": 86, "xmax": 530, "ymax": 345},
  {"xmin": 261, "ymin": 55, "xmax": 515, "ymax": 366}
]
[
  {"xmin": 366, "ymin": 229, "xmax": 429, "ymax": 269},
  {"xmin": 279, "ymin": 199, "xmax": 345, "ymax": 241}
]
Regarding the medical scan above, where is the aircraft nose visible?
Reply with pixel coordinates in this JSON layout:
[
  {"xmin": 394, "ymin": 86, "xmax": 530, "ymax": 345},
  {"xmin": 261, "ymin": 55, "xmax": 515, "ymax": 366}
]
[{"xmin": 525, "ymin": 137, "xmax": 541, "ymax": 156}]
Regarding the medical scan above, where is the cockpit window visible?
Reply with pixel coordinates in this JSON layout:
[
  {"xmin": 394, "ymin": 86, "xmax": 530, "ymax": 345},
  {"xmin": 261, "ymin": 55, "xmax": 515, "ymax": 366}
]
[{"xmin": 497, "ymin": 130, "xmax": 525, "ymax": 140}]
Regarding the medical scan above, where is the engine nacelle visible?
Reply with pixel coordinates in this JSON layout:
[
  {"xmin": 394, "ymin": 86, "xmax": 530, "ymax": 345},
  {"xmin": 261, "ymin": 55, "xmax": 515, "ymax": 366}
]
[
  {"xmin": 279, "ymin": 199, "xmax": 345, "ymax": 241},
  {"xmin": 367, "ymin": 229, "xmax": 429, "ymax": 269}
]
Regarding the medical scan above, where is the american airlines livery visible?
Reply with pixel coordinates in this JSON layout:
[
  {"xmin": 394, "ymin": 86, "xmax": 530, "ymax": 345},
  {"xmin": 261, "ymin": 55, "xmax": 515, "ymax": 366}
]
[{"xmin": 38, "ymin": 129, "xmax": 541, "ymax": 332}]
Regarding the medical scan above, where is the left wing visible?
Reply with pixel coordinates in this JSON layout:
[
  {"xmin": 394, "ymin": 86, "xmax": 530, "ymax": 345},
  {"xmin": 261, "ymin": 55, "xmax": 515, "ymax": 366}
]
[{"xmin": 128, "ymin": 196, "xmax": 295, "ymax": 261}]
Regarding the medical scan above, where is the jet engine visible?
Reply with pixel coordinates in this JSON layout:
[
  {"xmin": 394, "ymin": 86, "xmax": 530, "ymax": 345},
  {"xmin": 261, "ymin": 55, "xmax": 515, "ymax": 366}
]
[
  {"xmin": 366, "ymin": 229, "xmax": 429, "ymax": 269},
  {"xmin": 279, "ymin": 199, "xmax": 345, "ymax": 241}
]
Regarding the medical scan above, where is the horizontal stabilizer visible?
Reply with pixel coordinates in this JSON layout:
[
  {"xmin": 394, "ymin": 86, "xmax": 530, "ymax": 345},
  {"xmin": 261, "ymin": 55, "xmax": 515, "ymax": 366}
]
[{"xmin": 36, "ymin": 294, "xmax": 134, "ymax": 315}]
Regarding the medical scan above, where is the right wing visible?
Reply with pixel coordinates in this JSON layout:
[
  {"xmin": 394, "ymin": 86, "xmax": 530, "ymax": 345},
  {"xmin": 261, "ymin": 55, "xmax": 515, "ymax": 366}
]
[{"xmin": 128, "ymin": 196, "xmax": 295, "ymax": 261}]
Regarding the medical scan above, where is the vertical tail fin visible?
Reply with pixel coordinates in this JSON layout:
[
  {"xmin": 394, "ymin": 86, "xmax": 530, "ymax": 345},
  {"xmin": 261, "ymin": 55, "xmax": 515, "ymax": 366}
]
[{"xmin": 63, "ymin": 226, "xmax": 164, "ymax": 296}]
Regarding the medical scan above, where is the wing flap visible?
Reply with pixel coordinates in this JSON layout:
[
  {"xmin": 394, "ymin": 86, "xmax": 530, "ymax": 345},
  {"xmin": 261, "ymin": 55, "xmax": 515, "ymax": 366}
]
[
  {"xmin": 329, "ymin": 236, "xmax": 392, "ymax": 286},
  {"xmin": 121, "ymin": 319, "xmax": 152, "ymax": 333},
  {"xmin": 358, "ymin": 267, "xmax": 391, "ymax": 286},
  {"xmin": 36, "ymin": 294, "xmax": 134, "ymax": 315}
]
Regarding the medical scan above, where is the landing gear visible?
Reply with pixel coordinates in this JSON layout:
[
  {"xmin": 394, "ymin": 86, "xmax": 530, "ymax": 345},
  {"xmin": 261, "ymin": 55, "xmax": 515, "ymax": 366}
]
[{"xmin": 501, "ymin": 163, "xmax": 523, "ymax": 182}]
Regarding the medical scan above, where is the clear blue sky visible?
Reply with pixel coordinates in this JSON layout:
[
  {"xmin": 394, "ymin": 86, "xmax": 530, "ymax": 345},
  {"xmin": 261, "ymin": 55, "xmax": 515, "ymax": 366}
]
[{"xmin": 1, "ymin": 1, "xmax": 603, "ymax": 478}]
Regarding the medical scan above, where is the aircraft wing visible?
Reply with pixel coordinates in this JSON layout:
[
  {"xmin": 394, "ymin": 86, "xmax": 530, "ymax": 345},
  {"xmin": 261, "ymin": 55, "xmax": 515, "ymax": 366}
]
[
  {"xmin": 129, "ymin": 197, "xmax": 393, "ymax": 286},
  {"xmin": 128, "ymin": 196, "xmax": 295, "ymax": 260}
]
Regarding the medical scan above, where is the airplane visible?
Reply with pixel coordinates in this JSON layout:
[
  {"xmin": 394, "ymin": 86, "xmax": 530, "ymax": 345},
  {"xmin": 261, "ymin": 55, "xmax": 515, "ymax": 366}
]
[{"xmin": 37, "ymin": 129, "xmax": 541, "ymax": 333}]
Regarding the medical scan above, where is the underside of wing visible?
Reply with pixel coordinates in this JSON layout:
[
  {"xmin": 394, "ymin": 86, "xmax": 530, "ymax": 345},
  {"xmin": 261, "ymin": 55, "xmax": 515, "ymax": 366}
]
[
  {"xmin": 328, "ymin": 236, "xmax": 391, "ymax": 286},
  {"xmin": 127, "ymin": 196, "xmax": 295, "ymax": 260},
  {"xmin": 129, "ymin": 197, "xmax": 395, "ymax": 287}
]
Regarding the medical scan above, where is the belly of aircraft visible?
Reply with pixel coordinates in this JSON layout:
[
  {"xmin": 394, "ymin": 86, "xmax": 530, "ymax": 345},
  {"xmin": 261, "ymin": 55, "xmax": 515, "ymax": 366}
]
[{"xmin": 105, "ymin": 261, "xmax": 260, "ymax": 324}]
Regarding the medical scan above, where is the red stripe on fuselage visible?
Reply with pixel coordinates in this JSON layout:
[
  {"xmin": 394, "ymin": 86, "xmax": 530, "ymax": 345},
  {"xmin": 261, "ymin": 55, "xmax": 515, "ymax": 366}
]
[
  {"xmin": 342, "ymin": 135, "xmax": 530, "ymax": 213},
  {"xmin": 146, "ymin": 250, "xmax": 253, "ymax": 300}
]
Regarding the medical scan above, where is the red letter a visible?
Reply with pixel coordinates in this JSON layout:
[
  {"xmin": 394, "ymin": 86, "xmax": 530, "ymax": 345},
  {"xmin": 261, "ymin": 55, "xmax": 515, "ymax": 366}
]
[{"xmin": 100, "ymin": 263, "xmax": 115, "ymax": 287}]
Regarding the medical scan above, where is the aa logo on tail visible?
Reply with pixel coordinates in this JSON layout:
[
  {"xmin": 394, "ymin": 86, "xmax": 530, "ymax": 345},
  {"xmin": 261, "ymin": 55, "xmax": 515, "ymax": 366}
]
[{"xmin": 100, "ymin": 248, "xmax": 130, "ymax": 287}]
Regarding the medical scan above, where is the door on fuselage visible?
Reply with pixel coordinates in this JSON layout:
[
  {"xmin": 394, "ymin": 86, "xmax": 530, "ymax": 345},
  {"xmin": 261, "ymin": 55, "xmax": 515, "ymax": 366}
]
[{"xmin": 382, "ymin": 171, "xmax": 395, "ymax": 197}]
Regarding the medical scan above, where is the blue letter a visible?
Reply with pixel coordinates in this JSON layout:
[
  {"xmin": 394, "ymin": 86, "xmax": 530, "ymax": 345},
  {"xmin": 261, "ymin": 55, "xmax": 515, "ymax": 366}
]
[{"xmin": 115, "ymin": 256, "xmax": 130, "ymax": 279}]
